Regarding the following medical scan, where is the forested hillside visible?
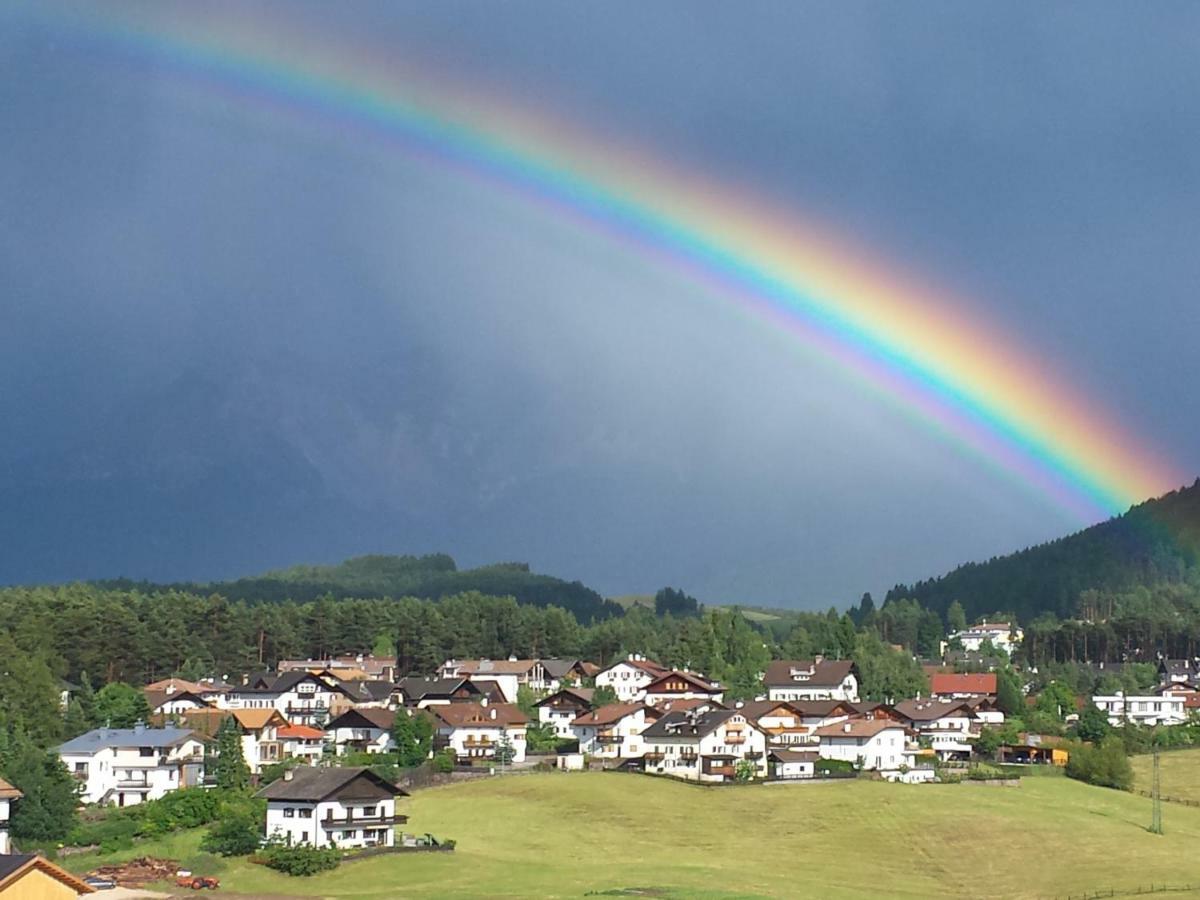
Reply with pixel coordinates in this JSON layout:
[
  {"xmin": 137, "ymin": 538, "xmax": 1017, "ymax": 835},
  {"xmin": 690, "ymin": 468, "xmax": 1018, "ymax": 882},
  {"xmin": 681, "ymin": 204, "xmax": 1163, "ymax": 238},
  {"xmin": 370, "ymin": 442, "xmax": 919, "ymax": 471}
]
[
  {"xmin": 886, "ymin": 479, "xmax": 1200, "ymax": 622},
  {"xmin": 95, "ymin": 553, "xmax": 621, "ymax": 623}
]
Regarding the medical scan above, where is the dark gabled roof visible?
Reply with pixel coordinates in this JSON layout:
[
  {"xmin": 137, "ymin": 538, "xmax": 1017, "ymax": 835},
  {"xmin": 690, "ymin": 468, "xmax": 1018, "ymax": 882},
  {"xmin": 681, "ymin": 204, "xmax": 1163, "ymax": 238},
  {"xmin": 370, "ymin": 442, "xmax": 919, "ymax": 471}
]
[
  {"xmin": 731, "ymin": 700, "xmax": 796, "ymax": 722},
  {"xmin": 397, "ymin": 676, "xmax": 479, "ymax": 700},
  {"xmin": 535, "ymin": 687, "xmax": 595, "ymax": 708},
  {"xmin": 644, "ymin": 670, "xmax": 720, "ymax": 694},
  {"xmin": 763, "ymin": 659, "xmax": 858, "ymax": 689},
  {"xmin": 789, "ymin": 700, "xmax": 857, "ymax": 718},
  {"xmin": 572, "ymin": 702, "xmax": 647, "ymax": 727},
  {"xmin": 326, "ymin": 708, "xmax": 396, "ymax": 731},
  {"xmin": 58, "ymin": 726, "xmax": 198, "ymax": 754},
  {"xmin": 236, "ymin": 670, "xmax": 361, "ymax": 699},
  {"xmin": 642, "ymin": 709, "xmax": 750, "ymax": 741},
  {"xmin": 539, "ymin": 659, "xmax": 582, "ymax": 679},
  {"xmin": 892, "ymin": 699, "xmax": 973, "ymax": 723},
  {"xmin": 343, "ymin": 679, "xmax": 396, "ymax": 703},
  {"xmin": 432, "ymin": 703, "xmax": 527, "ymax": 728},
  {"xmin": 256, "ymin": 766, "xmax": 408, "ymax": 802},
  {"xmin": 769, "ymin": 749, "xmax": 819, "ymax": 762}
]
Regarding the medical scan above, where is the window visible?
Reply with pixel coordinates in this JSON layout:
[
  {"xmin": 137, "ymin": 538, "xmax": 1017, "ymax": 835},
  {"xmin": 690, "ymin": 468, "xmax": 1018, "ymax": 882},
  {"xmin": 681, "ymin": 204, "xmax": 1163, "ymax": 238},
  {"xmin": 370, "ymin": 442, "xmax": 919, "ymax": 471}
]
[
  {"xmin": 344, "ymin": 830, "xmax": 357, "ymax": 839},
  {"xmin": 283, "ymin": 808, "xmax": 295, "ymax": 818},
  {"xmin": 362, "ymin": 806, "xmax": 377, "ymax": 817},
  {"xmin": 299, "ymin": 808, "xmax": 313, "ymax": 819},
  {"xmin": 139, "ymin": 747, "xmax": 154, "ymax": 757}
]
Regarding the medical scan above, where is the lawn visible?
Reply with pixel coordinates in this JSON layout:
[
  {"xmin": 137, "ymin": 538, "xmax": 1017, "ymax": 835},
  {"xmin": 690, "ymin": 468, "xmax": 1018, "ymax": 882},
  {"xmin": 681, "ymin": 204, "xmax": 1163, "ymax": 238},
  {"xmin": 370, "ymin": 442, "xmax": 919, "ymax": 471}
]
[
  {"xmin": 1132, "ymin": 746, "xmax": 1200, "ymax": 804},
  {"xmin": 62, "ymin": 772, "xmax": 1200, "ymax": 899}
]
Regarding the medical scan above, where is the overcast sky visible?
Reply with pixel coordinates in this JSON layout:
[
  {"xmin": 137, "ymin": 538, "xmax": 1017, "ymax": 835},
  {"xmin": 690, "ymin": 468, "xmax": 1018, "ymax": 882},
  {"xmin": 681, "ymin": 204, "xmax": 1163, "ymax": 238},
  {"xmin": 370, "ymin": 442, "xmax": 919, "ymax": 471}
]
[{"xmin": 2, "ymin": 2, "xmax": 1198, "ymax": 606}]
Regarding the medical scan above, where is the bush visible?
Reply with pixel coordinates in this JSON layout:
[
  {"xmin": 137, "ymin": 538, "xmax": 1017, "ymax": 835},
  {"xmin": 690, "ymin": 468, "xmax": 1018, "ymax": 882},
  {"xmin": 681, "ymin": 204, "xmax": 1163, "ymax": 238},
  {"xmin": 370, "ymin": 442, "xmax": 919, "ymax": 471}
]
[
  {"xmin": 815, "ymin": 758, "xmax": 855, "ymax": 775},
  {"xmin": 966, "ymin": 763, "xmax": 1006, "ymax": 781},
  {"xmin": 432, "ymin": 750, "xmax": 455, "ymax": 774},
  {"xmin": 259, "ymin": 843, "xmax": 341, "ymax": 876},
  {"xmin": 1066, "ymin": 737, "xmax": 1133, "ymax": 791},
  {"xmin": 201, "ymin": 810, "xmax": 262, "ymax": 857}
]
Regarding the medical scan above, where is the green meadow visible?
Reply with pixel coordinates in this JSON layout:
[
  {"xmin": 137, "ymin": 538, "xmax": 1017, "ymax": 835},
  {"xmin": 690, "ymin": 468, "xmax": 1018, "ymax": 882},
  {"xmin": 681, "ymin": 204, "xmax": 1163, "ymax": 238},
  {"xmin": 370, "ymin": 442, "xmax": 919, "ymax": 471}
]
[{"xmin": 60, "ymin": 771, "xmax": 1200, "ymax": 899}]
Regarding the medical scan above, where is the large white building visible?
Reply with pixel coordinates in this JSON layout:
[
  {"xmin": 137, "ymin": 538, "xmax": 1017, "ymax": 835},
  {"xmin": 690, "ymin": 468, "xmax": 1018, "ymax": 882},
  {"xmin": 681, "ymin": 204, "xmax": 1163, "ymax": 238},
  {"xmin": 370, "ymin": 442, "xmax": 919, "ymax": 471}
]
[
  {"xmin": 57, "ymin": 725, "xmax": 206, "ymax": 806},
  {"xmin": 258, "ymin": 766, "xmax": 407, "ymax": 850},
  {"xmin": 763, "ymin": 660, "xmax": 860, "ymax": 703},
  {"xmin": 948, "ymin": 622, "xmax": 1023, "ymax": 655},
  {"xmin": 813, "ymin": 719, "xmax": 911, "ymax": 771},
  {"xmin": 430, "ymin": 702, "xmax": 528, "ymax": 763},
  {"xmin": 641, "ymin": 709, "xmax": 768, "ymax": 782},
  {"xmin": 594, "ymin": 655, "xmax": 670, "ymax": 703},
  {"xmin": 571, "ymin": 703, "xmax": 658, "ymax": 761},
  {"xmin": 0, "ymin": 777, "xmax": 21, "ymax": 853},
  {"xmin": 1092, "ymin": 693, "xmax": 1187, "ymax": 727}
]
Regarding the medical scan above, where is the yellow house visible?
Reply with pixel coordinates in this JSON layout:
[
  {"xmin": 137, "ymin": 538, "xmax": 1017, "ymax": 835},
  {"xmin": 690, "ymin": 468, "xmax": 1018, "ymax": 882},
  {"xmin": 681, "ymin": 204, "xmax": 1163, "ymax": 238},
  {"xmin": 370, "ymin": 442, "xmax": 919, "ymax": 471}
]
[{"xmin": 0, "ymin": 855, "xmax": 94, "ymax": 899}]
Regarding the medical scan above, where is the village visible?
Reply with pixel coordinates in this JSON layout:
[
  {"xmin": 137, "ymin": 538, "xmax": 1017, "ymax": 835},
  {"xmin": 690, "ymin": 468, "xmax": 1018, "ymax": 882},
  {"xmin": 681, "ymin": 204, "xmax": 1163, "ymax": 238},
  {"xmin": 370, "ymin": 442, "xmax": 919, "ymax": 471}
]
[{"xmin": 1, "ymin": 618, "xmax": 1195, "ymax": 879}]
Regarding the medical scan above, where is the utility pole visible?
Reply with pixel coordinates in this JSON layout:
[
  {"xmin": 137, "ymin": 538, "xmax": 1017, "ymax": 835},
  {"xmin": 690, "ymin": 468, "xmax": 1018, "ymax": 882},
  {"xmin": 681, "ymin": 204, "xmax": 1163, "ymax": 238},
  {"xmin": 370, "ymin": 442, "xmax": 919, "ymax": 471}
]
[{"xmin": 1150, "ymin": 739, "xmax": 1163, "ymax": 835}]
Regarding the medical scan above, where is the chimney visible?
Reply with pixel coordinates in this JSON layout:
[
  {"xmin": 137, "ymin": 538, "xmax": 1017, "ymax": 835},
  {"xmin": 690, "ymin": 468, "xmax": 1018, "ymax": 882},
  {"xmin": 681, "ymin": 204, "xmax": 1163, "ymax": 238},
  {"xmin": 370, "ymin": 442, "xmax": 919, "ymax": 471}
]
[
  {"xmin": 283, "ymin": 768, "xmax": 294, "ymax": 781},
  {"xmin": 490, "ymin": 708, "xmax": 497, "ymax": 720},
  {"xmin": 843, "ymin": 722, "xmax": 851, "ymax": 733},
  {"xmin": 134, "ymin": 722, "xmax": 145, "ymax": 734},
  {"xmin": 480, "ymin": 697, "xmax": 489, "ymax": 707}
]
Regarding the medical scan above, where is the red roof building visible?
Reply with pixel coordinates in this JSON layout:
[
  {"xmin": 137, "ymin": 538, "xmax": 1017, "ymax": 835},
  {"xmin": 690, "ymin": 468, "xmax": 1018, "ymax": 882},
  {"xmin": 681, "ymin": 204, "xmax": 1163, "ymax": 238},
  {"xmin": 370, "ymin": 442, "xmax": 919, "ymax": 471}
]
[{"xmin": 930, "ymin": 673, "xmax": 997, "ymax": 699}]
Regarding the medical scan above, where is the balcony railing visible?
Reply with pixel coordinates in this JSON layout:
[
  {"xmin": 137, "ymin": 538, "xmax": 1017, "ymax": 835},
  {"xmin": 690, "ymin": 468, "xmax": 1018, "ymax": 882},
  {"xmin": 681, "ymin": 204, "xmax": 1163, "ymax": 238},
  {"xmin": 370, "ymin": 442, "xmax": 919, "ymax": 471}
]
[
  {"xmin": 596, "ymin": 734, "xmax": 624, "ymax": 744},
  {"xmin": 706, "ymin": 765, "xmax": 736, "ymax": 777},
  {"xmin": 726, "ymin": 735, "xmax": 746, "ymax": 745},
  {"xmin": 321, "ymin": 813, "xmax": 408, "ymax": 828},
  {"xmin": 116, "ymin": 779, "xmax": 152, "ymax": 790},
  {"xmin": 643, "ymin": 752, "xmax": 664, "ymax": 762}
]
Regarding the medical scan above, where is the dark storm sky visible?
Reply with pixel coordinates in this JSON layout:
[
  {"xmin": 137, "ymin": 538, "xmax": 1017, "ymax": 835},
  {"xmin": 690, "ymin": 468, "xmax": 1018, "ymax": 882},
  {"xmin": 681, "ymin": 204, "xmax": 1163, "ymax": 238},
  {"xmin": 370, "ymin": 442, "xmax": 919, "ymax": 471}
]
[{"xmin": 2, "ymin": 2, "xmax": 1198, "ymax": 606}]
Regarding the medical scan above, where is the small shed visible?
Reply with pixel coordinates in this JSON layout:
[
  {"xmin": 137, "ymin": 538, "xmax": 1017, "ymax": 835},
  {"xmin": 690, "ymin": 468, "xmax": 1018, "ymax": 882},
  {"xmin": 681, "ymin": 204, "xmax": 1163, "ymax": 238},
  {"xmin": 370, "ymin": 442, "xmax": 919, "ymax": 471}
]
[{"xmin": 768, "ymin": 749, "xmax": 818, "ymax": 780}]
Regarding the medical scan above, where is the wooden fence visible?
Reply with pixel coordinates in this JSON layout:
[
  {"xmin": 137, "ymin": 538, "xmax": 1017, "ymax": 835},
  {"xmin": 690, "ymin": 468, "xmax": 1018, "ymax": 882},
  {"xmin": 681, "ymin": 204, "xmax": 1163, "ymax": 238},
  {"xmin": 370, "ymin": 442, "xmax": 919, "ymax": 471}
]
[
  {"xmin": 1133, "ymin": 789, "xmax": 1200, "ymax": 807},
  {"xmin": 1055, "ymin": 884, "xmax": 1200, "ymax": 899}
]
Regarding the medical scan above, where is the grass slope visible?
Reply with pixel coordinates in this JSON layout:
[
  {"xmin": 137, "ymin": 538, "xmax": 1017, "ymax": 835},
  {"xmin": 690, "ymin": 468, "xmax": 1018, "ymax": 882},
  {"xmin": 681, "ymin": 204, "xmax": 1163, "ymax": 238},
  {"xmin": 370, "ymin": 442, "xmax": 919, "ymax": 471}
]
[
  {"xmin": 64, "ymin": 773, "xmax": 1200, "ymax": 899},
  {"xmin": 1132, "ymin": 747, "xmax": 1200, "ymax": 804}
]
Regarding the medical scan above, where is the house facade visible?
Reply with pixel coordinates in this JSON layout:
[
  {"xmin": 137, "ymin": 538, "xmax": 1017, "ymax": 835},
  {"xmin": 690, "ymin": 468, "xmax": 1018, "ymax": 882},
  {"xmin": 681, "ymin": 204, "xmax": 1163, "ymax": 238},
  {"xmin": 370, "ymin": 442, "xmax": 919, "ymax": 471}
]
[
  {"xmin": 159, "ymin": 708, "xmax": 286, "ymax": 775},
  {"xmin": 536, "ymin": 687, "xmax": 595, "ymax": 738},
  {"xmin": 948, "ymin": 622, "xmax": 1022, "ymax": 655},
  {"xmin": 326, "ymin": 708, "xmax": 397, "ymax": 755},
  {"xmin": 767, "ymin": 748, "xmax": 818, "ymax": 780},
  {"xmin": 0, "ymin": 776, "xmax": 21, "ymax": 854},
  {"xmin": 431, "ymin": 703, "xmax": 528, "ymax": 763},
  {"xmin": 594, "ymin": 656, "xmax": 669, "ymax": 703},
  {"xmin": 571, "ymin": 703, "xmax": 657, "ymax": 760},
  {"xmin": 220, "ymin": 672, "xmax": 356, "ymax": 727},
  {"xmin": 642, "ymin": 671, "xmax": 724, "ymax": 707},
  {"xmin": 892, "ymin": 700, "xmax": 977, "ymax": 760},
  {"xmin": 258, "ymin": 766, "xmax": 407, "ymax": 850},
  {"xmin": 764, "ymin": 659, "xmax": 860, "ymax": 703},
  {"xmin": 814, "ymin": 719, "xmax": 910, "ymax": 771},
  {"xmin": 57, "ymin": 726, "xmax": 206, "ymax": 806},
  {"xmin": 278, "ymin": 724, "xmax": 326, "ymax": 764},
  {"xmin": 1092, "ymin": 693, "xmax": 1187, "ymax": 727},
  {"xmin": 396, "ymin": 677, "xmax": 482, "ymax": 709},
  {"xmin": 641, "ymin": 710, "xmax": 768, "ymax": 782}
]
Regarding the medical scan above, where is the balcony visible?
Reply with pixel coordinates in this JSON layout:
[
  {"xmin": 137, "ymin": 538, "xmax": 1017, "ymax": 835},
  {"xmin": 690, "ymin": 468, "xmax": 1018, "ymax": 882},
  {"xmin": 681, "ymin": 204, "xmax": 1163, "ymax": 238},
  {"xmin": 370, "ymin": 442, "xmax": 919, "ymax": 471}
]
[
  {"xmin": 706, "ymin": 765, "xmax": 736, "ymax": 777},
  {"xmin": 115, "ymin": 780, "xmax": 151, "ymax": 790},
  {"xmin": 463, "ymin": 738, "xmax": 494, "ymax": 748},
  {"xmin": 678, "ymin": 753, "xmax": 698, "ymax": 765},
  {"xmin": 596, "ymin": 733, "xmax": 624, "ymax": 745},
  {"xmin": 643, "ymin": 752, "xmax": 664, "ymax": 762},
  {"xmin": 726, "ymin": 734, "xmax": 746, "ymax": 745},
  {"xmin": 321, "ymin": 813, "xmax": 409, "ymax": 829}
]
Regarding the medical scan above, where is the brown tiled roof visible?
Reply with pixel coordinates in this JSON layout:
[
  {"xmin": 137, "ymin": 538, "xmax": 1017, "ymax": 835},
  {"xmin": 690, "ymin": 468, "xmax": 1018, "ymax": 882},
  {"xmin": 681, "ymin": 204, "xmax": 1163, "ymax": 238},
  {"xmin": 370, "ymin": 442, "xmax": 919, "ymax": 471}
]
[
  {"xmin": 768, "ymin": 749, "xmax": 820, "ymax": 762},
  {"xmin": 789, "ymin": 700, "xmax": 857, "ymax": 718},
  {"xmin": 764, "ymin": 659, "xmax": 857, "ymax": 689},
  {"xmin": 0, "ymin": 854, "xmax": 95, "ymax": 895},
  {"xmin": 645, "ymin": 670, "xmax": 720, "ymax": 694},
  {"xmin": 572, "ymin": 702, "xmax": 647, "ymax": 727},
  {"xmin": 600, "ymin": 657, "xmax": 669, "ymax": 678},
  {"xmin": 432, "ymin": 703, "xmax": 527, "ymax": 729},
  {"xmin": 734, "ymin": 700, "xmax": 797, "ymax": 721},
  {"xmin": 535, "ymin": 687, "xmax": 595, "ymax": 708},
  {"xmin": 278, "ymin": 724, "xmax": 325, "ymax": 740},
  {"xmin": 814, "ymin": 718, "xmax": 905, "ymax": 739},
  {"xmin": 0, "ymin": 776, "xmax": 22, "ymax": 800},
  {"xmin": 654, "ymin": 698, "xmax": 723, "ymax": 714},
  {"xmin": 143, "ymin": 689, "xmax": 214, "ymax": 712},
  {"xmin": 144, "ymin": 677, "xmax": 208, "ymax": 694},
  {"xmin": 892, "ymin": 699, "xmax": 973, "ymax": 723},
  {"xmin": 931, "ymin": 673, "xmax": 997, "ymax": 695},
  {"xmin": 154, "ymin": 708, "xmax": 285, "ymax": 736}
]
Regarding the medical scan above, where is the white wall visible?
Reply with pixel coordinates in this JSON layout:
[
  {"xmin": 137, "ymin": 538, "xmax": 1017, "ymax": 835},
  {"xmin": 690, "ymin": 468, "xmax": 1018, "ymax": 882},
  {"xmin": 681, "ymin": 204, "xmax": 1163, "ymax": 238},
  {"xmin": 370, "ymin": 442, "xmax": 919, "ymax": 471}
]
[
  {"xmin": 0, "ymin": 797, "xmax": 11, "ymax": 854},
  {"xmin": 818, "ymin": 727, "xmax": 906, "ymax": 770},
  {"xmin": 266, "ymin": 796, "xmax": 397, "ymax": 849}
]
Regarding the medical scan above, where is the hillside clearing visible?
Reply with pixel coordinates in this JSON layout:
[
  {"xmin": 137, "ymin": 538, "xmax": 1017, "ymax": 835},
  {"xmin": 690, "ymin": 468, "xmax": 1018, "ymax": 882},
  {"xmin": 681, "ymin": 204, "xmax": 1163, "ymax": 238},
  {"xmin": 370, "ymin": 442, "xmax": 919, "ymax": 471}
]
[
  {"xmin": 61, "ymin": 772, "xmax": 1200, "ymax": 899},
  {"xmin": 1132, "ymin": 747, "xmax": 1200, "ymax": 805}
]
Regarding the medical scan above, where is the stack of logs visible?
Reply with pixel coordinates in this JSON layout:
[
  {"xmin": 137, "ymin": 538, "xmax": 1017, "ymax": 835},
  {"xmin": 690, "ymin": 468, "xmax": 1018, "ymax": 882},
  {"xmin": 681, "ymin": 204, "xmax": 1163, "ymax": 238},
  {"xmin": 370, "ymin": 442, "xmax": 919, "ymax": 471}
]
[{"xmin": 86, "ymin": 856, "xmax": 180, "ymax": 886}]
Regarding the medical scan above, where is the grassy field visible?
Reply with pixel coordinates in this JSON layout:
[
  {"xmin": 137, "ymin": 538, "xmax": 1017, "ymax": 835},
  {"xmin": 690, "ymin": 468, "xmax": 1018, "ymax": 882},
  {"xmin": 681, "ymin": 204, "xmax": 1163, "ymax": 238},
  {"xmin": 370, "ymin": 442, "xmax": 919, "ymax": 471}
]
[
  {"xmin": 60, "ymin": 771, "xmax": 1200, "ymax": 899},
  {"xmin": 1132, "ymin": 746, "xmax": 1200, "ymax": 804}
]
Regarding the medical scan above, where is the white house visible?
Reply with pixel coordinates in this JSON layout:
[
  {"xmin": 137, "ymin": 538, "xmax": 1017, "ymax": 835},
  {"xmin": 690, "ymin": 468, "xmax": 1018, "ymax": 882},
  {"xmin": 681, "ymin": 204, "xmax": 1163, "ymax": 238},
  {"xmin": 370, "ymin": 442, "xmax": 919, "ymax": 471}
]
[
  {"xmin": 814, "ymin": 719, "xmax": 910, "ymax": 771},
  {"xmin": 258, "ymin": 766, "xmax": 407, "ymax": 850},
  {"xmin": 571, "ymin": 703, "xmax": 658, "ymax": 761},
  {"xmin": 158, "ymin": 708, "xmax": 287, "ymax": 775},
  {"xmin": 594, "ymin": 655, "xmax": 670, "ymax": 703},
  {"xmin": 763, "ymin": 659, "xmax": 860, "ymax": 703},
  {"xmin": 0, "ymin": 777, "xmax": 21, "ymax": 853},
  {"xmin": 641, "ymin": 709, "xmax": 768, "ymax": 782},
  {"xmin": 535, "ymin": 687, "xmax": 595, "ymax": 738},
  {"xmin": 143, "ymin": 689, "xmax": 212, "ymax": 717},
  {"xmin": 893, "ymin": 699, "xmax": 977, "ymax": 760},
  {"xmin": 220, "ymin": 672, "xmax": 358, "ymax": 727},
  {"xmin": 431, "ymin": 702, "xmax": 528, "ymax": 763},
  {"xmin": 1092, "ymin": 693, "xmax": 1187, "ymax": 727},
  {"xmin": 396, "ymin": 677, "xmax": 483, "ymax": 709},
  {"xmin": 642, "ymin": 670, "xmax": 724, "ymax": 707},
  {"xmin": 767, "ymin": 748, "xmax": 818, "ymax": 780},
  {"xmin": 326, "ymin": 708, "xmax": 396, "ymax": 755},
  {"xmin": 948, "ymin": 622, "xmax": 1023, "ymax": 655},
  {"xmin": 57, "ymin": 725, "xmax": 206, "ymax": 806},
  {"xmin": 278, "ymin": 724, "xmax": 326, "ymax": 764}
]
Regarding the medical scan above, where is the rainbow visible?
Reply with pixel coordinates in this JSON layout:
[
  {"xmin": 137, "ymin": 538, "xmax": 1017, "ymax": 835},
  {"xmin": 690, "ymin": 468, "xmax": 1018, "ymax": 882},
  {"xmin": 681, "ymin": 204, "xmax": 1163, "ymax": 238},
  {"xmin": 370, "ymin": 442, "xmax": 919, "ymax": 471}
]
[{"xmin": 21, "ymin": 3, "xmax": 1186, "ymax": 520}]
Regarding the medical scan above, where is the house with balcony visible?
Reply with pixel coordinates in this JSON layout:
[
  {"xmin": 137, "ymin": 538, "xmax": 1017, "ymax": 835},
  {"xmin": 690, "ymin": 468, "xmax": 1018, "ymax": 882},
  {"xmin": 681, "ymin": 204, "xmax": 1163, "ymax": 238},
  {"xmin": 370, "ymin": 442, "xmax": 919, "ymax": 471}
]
[
  {"xmin": 57, "ymin": 725, "xmax": 206, "ymax": 806},
  {"xmin": 892, "ymin": 699, "xmax": 977, "ymax": 760},
  {"xmin": 642, "ymin": 670, "xmax": 724, "ymax": 707},
  {"xmin": 154, "ymin": 708, "xmax": 287, "ymax": 774},
  {"xmin": 438, "ymin": 658, "xmax": 552, "ymax": 702},
  {"xmin": 764, "ymin": 659, "xmax": 860, "ymax": 703},
  {"xmin": 1092, "ymin": 692, "xmax": 1187, "ymax": 727},
  {"xmin": 326, "ymin": 708, "xmax": 397, "ymax": 755},
  {"xmin": 594, "ymin": 655, "xmax": 671, "ymax": 703},
  {"xmin": 431, "ymin": 702, "xmax": 528, "ymax": 762},
  {"xmin": 570, "ymin": 703, "xmax": 659, "ymax": 761},
  {"xmin": 278, "ymin": 724, "xmax": 327, "ymax": 763},
  {"xmin": 220, "ymin": 671, "xmax": 359, "ymax": 727},
  {"xmin": 0, "ymin": 776, "xmax": 21, "ymax": 853},
  {"xmin": 143, "ymin": 687, "xmax": 213, "ymax": 717},
  {"xmin": 814, "ymin": 718, "xmax": 912, "ymax": 771},
  {"xmin": 641, "ymin": 709, "xmax": 768, "ymax": 782},
  {"xmin": 258, "ymin": 766, "xmax": 408, "ymax": 850},
  {"xmin": 536, "ymin": 687, "xmax": 596, "ymax": 738},
  {"xmin": 733, "ymin": 700, "xmax": 813, "ymax": 748}
]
